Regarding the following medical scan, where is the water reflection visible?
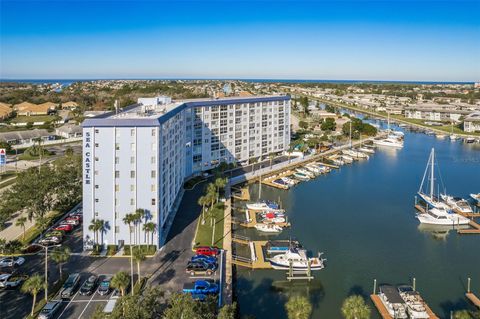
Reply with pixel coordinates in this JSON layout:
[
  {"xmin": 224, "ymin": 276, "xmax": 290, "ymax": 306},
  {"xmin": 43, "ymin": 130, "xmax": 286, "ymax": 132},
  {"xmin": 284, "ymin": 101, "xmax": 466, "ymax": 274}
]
[{"xmin": 417, "ymin": 223, "xmax": 470, "ymax": 240}]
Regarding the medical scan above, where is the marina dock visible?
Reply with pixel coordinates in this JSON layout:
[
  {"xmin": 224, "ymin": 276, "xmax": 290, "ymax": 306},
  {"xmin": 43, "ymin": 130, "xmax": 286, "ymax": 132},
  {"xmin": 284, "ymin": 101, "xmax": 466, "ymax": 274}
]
[
  {"xmin": 370, "ymin": 294, "xmax": 438, "ymax": 319},
  {"xmin": 414, "ymin": 205, "xmax": 480, "ymax": 234},
  {"xmin": 232, "ymin": 237, "xmax": 286, "ymax": 269},
  {"xmin": 239, "ymin": 210, "xmax": 291, "ymax": 228},
  {"xmin": 466, "ymin": 292, "xmax": 480, "ymax": 308},
  {"xmin": 232, "ymin": 187, "xmax": 250, "ymax": 201}
]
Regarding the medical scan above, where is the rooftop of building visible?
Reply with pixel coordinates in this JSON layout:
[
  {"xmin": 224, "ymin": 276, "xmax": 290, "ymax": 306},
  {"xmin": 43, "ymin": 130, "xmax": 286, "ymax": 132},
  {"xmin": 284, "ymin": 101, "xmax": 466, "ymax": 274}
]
[{"xmin": 82, "ymin": 95, "xmax": 289, "ymax": 127}]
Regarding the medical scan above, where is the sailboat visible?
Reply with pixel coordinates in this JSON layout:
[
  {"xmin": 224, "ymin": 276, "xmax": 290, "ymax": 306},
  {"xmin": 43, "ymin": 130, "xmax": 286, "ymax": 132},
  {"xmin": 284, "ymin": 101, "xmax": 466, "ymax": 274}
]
[
  {"xmin": 416, "ymin": 148, "xmax": 451, "ymax": 211},
  {"xmin": 373, "ymin": 112, "xmax": 404, "ymax": 148}
]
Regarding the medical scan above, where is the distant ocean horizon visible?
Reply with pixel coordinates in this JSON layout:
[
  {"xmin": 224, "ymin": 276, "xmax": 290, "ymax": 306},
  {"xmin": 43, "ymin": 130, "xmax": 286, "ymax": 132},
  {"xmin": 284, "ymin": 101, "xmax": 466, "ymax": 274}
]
[{"xmin": 0, "ymin": 78, "xmax": 475, "ymax": 86}]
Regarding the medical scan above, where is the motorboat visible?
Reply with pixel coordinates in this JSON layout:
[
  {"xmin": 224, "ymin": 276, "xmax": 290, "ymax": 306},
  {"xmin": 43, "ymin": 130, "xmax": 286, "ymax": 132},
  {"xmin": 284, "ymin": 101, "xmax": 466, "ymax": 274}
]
[
  {"xmin": 397, "ymin": 285, "xmax": 429, "ymax": 319},
  {"xmin": 436, "ymin": 134, "xmax": 446, "ymax": 139},
  {"xmin": 358, "ymin": 147, "xmax": 375, "ymax": 154},
  {"xmin": 464, "ymin": 137, "xmax": 476, "ymax": 143},
  {"xmin": 440, "ymin": 194, "xmax": 473, "ymax": 214},
  {"xmin": 295, "ymin": 168, "xmax": 315, "ymax": 178},
  {"xmin": 293, "ymin": 172, "xmax": 310, "ymax": 181},
  {"xmin": 450, "ymin": 134, "xmax": 458, "ymax": 141},
  {"xmin": 343, "ymin": 149, "xmax": 369, "ymax": 159},
  {"xmin": 304, "ymin": 164, "xmax": 321, "ymax": 175},
  {"xmin": 281, "ymin": 177, "xmax": 297, "ymax": 186},
  {"xmin": 470, "ymin": 193, "xmax": 480, "ymax": 203},
  {"xmin": 254, "ymin": 224, "xmax": 282, "ymax": 233},
  {"xmin": 262, "ymin": 212, "xmax": 286, "ymax": 223},
  {"xmin": 378, "ymin": 285, "xmax": 409, "ymax": 319},
  {"xmin": 416, "ymin": 207, "xmax": 470, "ymax": 225},
  {"xmin": 265, "ymin": 240, "xmax": 302, "ymax": 254},
  {"xmin": 271, "ymin": 179, "xmax": 289, "ymax": 189},
  {"xmin": 246, "ymin": 200, "xmax": 281, "ymax": 211},
  {"xmin": 269, "ymin": 248, "xmax": 326, "ymax": 271},
  {"xmin": 373, "ymin": 137, "xmax": 404, "ymax": 148},
  {"xmin": 340, "ymin": 155, "xmax": 354, "ymax": 164},
  {"xmin": 330, "ymin": 158, "xmax": 345, "ymax": 166},
  {"xmin": 260, "ymin": 211, "xmax": 285, "ymax": 218}
]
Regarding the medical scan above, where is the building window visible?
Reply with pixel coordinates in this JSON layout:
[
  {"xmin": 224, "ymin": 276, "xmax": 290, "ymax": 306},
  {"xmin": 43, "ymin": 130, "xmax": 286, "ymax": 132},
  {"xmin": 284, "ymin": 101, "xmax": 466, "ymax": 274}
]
[
  {"xmin": 130, "ymin": 129, "xmax": 135, "ymax": 136},
  {"xmin": 151, "ymin": 129, "xmax": 156, "ymax": 136},
  {"xmin": 130, "ymin": 198, "xmax": 135, "ymax": 205},
  {"xmin": 130, "ymin": 185, "xmax": 135, "ymax": 191},
  {"xmin": 152, "ymin": 198, "xmax": 156, "ymax": 205},
  {"xmin": 151, "ymin": 170, "xmax": 156, "ymax": 178},
  {"xmin": 115, "ymin": 185, "xmax": 119, "ymax": 192},
  {"xmin": 95, "ymin": 129, "xmax": 99, "ymax": 133},
  {"xmin": 151, "ymin": 184, "xmax": 156, "ymax": 192},
  {"xmin": 115, "ymin": 157, "xmax": 119, "ymax": 164},
  {"xmin": 151, "ymin": 156, "xmax": 156, "ymax": 164},
  {"xmin": 95, "ymin": 198, "xmax": 99, "ymax": 203},
  {"xmin": 130, "ymin": 171, "xmax": 136, "ymax": 178},
  {"xmin": 115, "ymin": 143, "xmax": 120, "ymax": 150},
  {"xmin": 95, "ymin": 185, "xmax": 99, "ymax": 189},
  {"xmin": 95, "ymin": 143, "xmax": 99, "ymax": 147},
  {"xmin": 131, "ymin": 143, "xmax": 135, "ymax": 151},
  {"xmin": 115, "ymin": 171, "xmax": 120, "ymax": 178},
  {"xmin": 95, "ymin": 157, "xmax": 99, "ymax": 161},
  {"xmin": 115, "ymin": 226, "xmax": 120, "ymax": 233},
  {"xmin": 130, "ymin": 157, "xmax": 135, "ymax": 164}
]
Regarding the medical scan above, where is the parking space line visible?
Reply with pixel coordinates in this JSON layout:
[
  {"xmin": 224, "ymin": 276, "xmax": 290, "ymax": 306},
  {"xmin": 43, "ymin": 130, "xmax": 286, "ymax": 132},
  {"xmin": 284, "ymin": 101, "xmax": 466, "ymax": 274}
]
[
  {"xmin": 78, "ymin": 292, "xmax": 96, "ymax": 319},
  {"xmin": 57, "ymin": 291, "xmax": 79, "ymax": 319}
]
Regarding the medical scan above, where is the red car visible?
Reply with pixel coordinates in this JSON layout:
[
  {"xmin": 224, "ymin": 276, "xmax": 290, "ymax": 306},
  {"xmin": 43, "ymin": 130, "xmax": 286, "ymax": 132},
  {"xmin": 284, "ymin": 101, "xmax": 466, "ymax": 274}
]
[
  {"xmin": 195, "ymin": 246, "xmax": 219, "ymax": 256},
  {"xmin": 54, "ymin": 224, "xmax": 74, "ymax": 232}
]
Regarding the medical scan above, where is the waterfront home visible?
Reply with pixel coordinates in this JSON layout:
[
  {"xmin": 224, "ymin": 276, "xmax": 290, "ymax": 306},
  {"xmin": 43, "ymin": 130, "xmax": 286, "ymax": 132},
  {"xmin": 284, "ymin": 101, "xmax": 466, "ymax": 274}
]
[{"xmin": 463, "ymin": 112, "xmax": 480, "ymax": 133}]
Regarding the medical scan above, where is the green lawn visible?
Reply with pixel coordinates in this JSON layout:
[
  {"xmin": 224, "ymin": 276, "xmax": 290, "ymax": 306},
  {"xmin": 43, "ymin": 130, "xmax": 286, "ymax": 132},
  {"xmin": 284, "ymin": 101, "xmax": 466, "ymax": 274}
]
[
  {"xmin": 10, "ymin": 115, "xmax": 59, "ymax": 124},
  {"xmin": 193, "ymin": 202, "xmax": 225, "ymax": 249}
]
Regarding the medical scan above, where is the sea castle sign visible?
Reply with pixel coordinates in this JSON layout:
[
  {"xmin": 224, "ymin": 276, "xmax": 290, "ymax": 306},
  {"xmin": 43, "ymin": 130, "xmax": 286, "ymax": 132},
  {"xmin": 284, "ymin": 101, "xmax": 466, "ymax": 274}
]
[{"xmin": 84, "ymin": 131, "xmax": 91, "ymax": 185}]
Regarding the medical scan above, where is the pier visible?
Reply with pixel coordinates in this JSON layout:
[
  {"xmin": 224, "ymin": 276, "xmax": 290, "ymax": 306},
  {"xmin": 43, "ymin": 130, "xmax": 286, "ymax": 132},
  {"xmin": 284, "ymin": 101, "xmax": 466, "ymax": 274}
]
[
  {"xmin": 414, "ymin": 205, "xmax": 480, "ymax": 234},
  {"xmin": 465, "ymin": 278, "xmax": 480, "ymax": 308},
  {"xmin": 232, "ymin": 187, "xmax": 250, "ymax": 201},
  {"xmin": 231, "ymin": 236, "xmax": 275, "ymax": 269}
]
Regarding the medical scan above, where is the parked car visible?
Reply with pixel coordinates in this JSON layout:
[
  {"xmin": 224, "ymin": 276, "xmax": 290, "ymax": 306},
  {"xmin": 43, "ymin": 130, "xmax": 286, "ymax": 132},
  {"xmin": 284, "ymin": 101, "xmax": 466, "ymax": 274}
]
[
  {"xmin": 63, "ymin": 218, "xmax": 80, "ymax": 226},
  {"xmin": 38, "ymin": 301, "xmax": 61, "ymax": 319},
  {"xmin": 195, "ymin": 246, "xmax": 219, "ymax": 256},
  {"xmin": 97, "ymin": 276, "xmax": 112, "ymax": 296},
  {"xmin": 0, "ymin": 257, "xmax": 25, "ymax": 267},
  {"xmin": 38, "ymin": 236, "xmax": 61, "ymax": 246},
  {"xmin": 68, "ymin": 214, "xmax": 82, "ymax": 221},
  {"xmin": 0, "ymin": 273, "xmax": 27, "ymax": 288},
  {"xmin": 45, "ymin": 230, "xmax": 65, "ymax": 238},
  {"xmin": 54, "ymin": 224, "xmax": 73, "ymax": 232},
  {"xmin": 186, "ymin": 261, "xmax": 216, "ymax": 276},
  {"xmin": 79, "ymin": 275, "xmax": 98, "ymax": 296},
  {"xmin": 191, "ymin": 255, "xmax": 217, "ymax": 265},
  {"xmin": 183, "ymin": 280, "xmax": 219, "ymax": 295},
  {"xmin": 60, "ymin": 273, "xmax": 81, "ymax": 299}
]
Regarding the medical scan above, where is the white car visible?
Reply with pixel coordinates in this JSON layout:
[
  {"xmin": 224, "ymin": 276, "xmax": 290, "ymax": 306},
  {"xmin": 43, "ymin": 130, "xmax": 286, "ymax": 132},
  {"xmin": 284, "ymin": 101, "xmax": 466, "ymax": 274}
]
[{"xmin": 0, "ymin": 257, "xmax": 25, "ymax": 267}]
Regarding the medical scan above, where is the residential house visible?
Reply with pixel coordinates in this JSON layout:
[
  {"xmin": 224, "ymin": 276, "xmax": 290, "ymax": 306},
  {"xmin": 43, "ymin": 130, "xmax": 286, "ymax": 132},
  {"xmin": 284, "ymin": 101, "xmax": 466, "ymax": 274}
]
[
  {"xmin": 0, "ymin": 129, "xmax": 55, "ymax": 146},
  {"xmin": 14, "ymin": 101, "xmax": 57, "ymax": 116},
  {"xmin": 0, "ymin": 102, "xmax": 13, "ymax": 120},
  {"xmin": 55, "ymin": 124, "xmax": 82, "ymax": 138},
  {"xmin": 463, "ymin": 112, "xmax": 480, "ymax": 133}
]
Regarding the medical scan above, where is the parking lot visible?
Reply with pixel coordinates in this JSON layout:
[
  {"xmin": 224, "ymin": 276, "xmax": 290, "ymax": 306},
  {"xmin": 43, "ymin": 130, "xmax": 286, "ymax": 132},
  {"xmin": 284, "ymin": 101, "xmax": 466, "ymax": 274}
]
[{"xmin": 53, "ymin": 273, "xmax": 120, "ymax": 319}]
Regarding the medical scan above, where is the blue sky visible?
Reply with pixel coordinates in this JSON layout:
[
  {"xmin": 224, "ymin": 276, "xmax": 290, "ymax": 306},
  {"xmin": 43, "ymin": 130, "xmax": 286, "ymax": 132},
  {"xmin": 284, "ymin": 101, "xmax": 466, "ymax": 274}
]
[{"xmin": 1, "ymin": 0, "xmax": 479, "ymax": 81}]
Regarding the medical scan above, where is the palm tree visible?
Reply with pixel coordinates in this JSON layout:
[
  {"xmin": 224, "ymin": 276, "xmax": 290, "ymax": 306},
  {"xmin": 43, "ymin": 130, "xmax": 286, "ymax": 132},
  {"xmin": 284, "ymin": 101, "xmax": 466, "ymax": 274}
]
[
  {"xmin": 111, "ymin": 271, "xmax": 130, "ymax": 297},
  {"xmin": 198, "ymin": 195, "xmax": 208, "ymax": 224},
  {"xmin": 21, "ymin": 274, "xmax": 44, "ymax": 317},
  {"xmin": 142, "ymin": 222, "xmax": 156, "ymax": 248},
  {"xmin": 97, "ymin": 219, "xmax": 106, "ymax": 246},
  {"xmin": 341, "ymin": 295, "xmax": 371, "ymax": 319},
  {"xmin": 134, "ymin": 209, "xmax": 145, "ymax": 245},
  {"xmin": 15, "ymin": 217, "xmax": 28, "ymax": 240},
  {"xmin": 88, "ymin": 219, "xmax": 100, "ymax": 245},
  {"xmin": 206, "ymin": 183, "xmax": 217, "ymax": 209},
  {"xmin": 50, "ymin": 246, "xmax": 71, "ymax": 279},
  {"xmin": 214, "ymin": 177, "xmax": 227, "ymax": 202},
  {"xmin": 133, "ymin": 248, "xmax": 146, "ymax": 284},
  {"xmin": 285, "ymin": 295, "xmax": 312, "ymax": 319},
  {"xmin": 122, "ymin": 213, "xmax": 135, "ymax": 295},
  {"xmin": 453, "ymin": 310, "xmax": 473, "ymax": 319}
]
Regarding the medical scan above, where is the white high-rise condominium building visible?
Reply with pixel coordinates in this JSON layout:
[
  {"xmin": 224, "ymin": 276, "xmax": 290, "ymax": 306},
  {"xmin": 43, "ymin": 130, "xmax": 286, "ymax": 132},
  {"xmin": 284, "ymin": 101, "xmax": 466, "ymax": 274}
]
[{"xmin": 82, "ymin": 95, "xmax": 290, "ymax": 250}]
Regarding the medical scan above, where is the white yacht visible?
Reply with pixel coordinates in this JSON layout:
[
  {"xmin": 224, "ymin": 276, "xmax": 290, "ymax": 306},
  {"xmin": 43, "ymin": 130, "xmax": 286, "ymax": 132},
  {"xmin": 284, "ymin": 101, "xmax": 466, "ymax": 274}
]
[
  {"xmin": 440, "ymin": 195, "xmax": 473, "ymax": 214},
  {"xmin": 416, "ymin": 207, "xmax": 470, "ymax": 225},
  {"xmin": 378, "ymin": 285, "xmax": 409, "ymax": 319},
  {"xmin": 340, "ymin": 155, "xmax": 354, "ymax": 164},
  {"xmin": 343, "ymin": 149, "xmax": 369, "ymax": 159},
  {"xmin": 295, "ymin": 168, "xmax": 315, "ymax": 178},
  {"xmin": 246, "ymin": 200, "xmax": 281, "ymax": 211},
  {"xmin": 293, "ymin": 172, "xmax": 310, "ymax": 181},
  {"xmin": 254, "ymin": 224, "xmax": 282, "ymax": 233},
  {"xmin": 304, "ymin": 164, "xmax": 321, "ymax": 175},
  {"xmin": 281, "ymin": 177, "xmax": 297, "ymax": 186},
  {"xmin": 373, "ymin": 137, "xmax": 404, "ymax": 148},
  {"xmin": 470, "ymin": 193, "xmax": 480, "ymax": 203},
  {"xmin": 397, "ymin": 286, "xmax": 429, "ymax": 319},
  {"xmin": 436, "ymin": 134, "xmax": 446, "ymax": 139},
  {"xmin": 358, "ymin": 147, "xmax": 375, "ymax": 154},
  {"xmin": 269, "ymin": 248, "xmax": 326, "ymax": 271},
  {"xmin": 450, "ymin": 134, "xmax": 458, "ymax": 141}
]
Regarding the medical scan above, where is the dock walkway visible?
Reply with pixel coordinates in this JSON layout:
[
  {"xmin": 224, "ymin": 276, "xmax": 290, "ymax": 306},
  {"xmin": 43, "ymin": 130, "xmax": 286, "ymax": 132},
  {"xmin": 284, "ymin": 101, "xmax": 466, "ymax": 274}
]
[
  {"xmin": 239, "ymin": 210, "xmax": 291, "ymax": 228},
  {"xmin": 371, "ymin": 294, "xmax": 438, "ymax": 319},
  {"xmin": 466, "ymin": 292, "xmax": 480, "ymax": 308},
  {"xmin": 458, "ymin": 220, "xmax": 480, "ymax": 234}
]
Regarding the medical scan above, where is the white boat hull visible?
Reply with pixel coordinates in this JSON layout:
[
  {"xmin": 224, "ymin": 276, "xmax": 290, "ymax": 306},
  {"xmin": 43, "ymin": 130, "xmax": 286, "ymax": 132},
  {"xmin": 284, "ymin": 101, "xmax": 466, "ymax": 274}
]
[{"xmin": 416, "ymin": 213, "xmax": 470, "ymax": 225}]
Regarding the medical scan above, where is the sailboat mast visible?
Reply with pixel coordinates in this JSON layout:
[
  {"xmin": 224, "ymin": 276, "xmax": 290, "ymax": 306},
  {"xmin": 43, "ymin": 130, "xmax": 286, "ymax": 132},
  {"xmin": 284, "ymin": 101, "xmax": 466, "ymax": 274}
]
[
  {"xmin": 430, "ymin": 148, "xmax": 435, "ymax": 199},
  {"xmin": 349, "ymin": 121, "xmax": 352, "ymax": 148}
]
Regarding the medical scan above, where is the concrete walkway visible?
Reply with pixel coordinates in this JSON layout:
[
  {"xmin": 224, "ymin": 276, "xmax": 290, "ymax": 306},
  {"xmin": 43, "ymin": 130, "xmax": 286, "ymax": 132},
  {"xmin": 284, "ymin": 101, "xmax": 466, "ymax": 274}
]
[
  {"xmin": 222, "ymin": 187, "xmax": 233, "ymax": 305},
  {"xmin": 0, "ymin": 210, "xmax": 34, "ymax": 242}
]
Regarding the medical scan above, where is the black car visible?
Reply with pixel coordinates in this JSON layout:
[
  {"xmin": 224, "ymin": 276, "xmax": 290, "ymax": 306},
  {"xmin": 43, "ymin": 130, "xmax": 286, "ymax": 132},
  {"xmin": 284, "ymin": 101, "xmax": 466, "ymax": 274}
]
[
  {"xmin": 79, "ymin": 275, "xmax": 98, "ymax": 295},
  {"xmin": 185, "ymin": 261, "xmax": 217, "ymax": 276},
  {"xmin": 97, "ymin": 276, "xmax": 112, "ymax": 296}
]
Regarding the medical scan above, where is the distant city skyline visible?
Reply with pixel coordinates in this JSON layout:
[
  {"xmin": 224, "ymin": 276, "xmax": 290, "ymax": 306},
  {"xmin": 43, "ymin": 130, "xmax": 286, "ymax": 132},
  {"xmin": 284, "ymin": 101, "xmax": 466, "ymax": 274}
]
[{"xmin": 1, "ymin": 0, "xmax": 479, "ymax": 82}]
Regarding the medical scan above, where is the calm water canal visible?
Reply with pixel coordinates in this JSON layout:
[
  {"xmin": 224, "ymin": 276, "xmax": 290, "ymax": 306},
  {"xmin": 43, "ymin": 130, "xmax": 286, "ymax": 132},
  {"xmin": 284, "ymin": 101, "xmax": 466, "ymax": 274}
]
[{"xmin": 235, "ymin": 126, "xmax": 480, "ymax": 319}]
